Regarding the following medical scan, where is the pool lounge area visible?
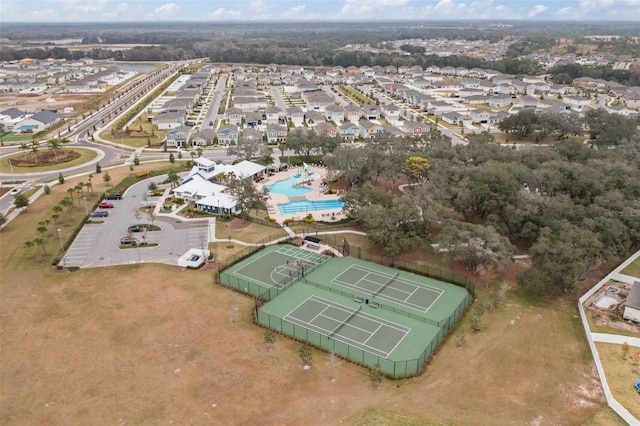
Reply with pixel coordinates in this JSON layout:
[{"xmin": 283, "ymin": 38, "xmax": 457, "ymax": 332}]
[{"xmin": 258, "ymin": 165, "xmax": 346, "ymax": 224}]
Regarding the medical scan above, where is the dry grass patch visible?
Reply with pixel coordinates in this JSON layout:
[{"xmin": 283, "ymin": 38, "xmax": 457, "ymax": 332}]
[
  {"xmin": 621, "ymin": 258, "xmax": 640, "ymax": 279},
  {"xmin": 0, "ymin": 184, "xmax": 609, "ymax": 425},
  {"xmin": 214, "ymin": 218, "xmax": 286, "ymax": 244},
  {"xmin": 595, "ymin": 342, "xmax": 640, "ymax": 420}
]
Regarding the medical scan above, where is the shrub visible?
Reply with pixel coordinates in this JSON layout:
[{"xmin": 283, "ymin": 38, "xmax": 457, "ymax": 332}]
[{"xmin": 284, "ymin": 217, "xmax": 295, "ymax": 223}]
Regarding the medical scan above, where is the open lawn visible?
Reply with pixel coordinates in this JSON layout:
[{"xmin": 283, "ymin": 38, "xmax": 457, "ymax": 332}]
[
  {"xmin": 0, "ymin": 148, "xmax": 98, "ymax": 174},
  {"xmin": 0, "ymin": 173, "xmax": 612, "ymax": 424},
  {"xmin": 215, "ymin": 218, "xmax": 287, "ymax": 244},
  {"xmin": 621, "ymin": 258, "xmax": 640, "ymax": 279},
  {"xmin": 595, "ymin": 342, "xmax": 640, "ymax": 420},
  {"xmin": 100, "ymin": 113, "xmax": 167, "ymax": 148}
]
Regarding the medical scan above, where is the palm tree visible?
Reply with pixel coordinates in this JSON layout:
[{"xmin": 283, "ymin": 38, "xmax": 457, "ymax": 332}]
[
  {"xmin": 19, "ymin": 143, "xmax": 28, "ymax": 155},
  {"xmin": 166, "ymin": 169, "xmax": 180, "ymax": 189},
  {"xmin": 66, "ymin": 188, "xmax": 75, "ymax": 205},
  {"xmin": 48, "ymin": 138, "xmax": 61, "ymax": 161},
  {"xmin": 30, "ymin": 141, "xmax": 40, "ymax": 164},
  {"xmin": 60, "ymin": 197, "xmax": 73, "ymax": 219},
  {"xmin": 87, "ymin": 174, "xmax": 93, "ymax": 193},
  {"xmin": 23, "ymin": 240, "xmax": 35, "ymax": 257}
]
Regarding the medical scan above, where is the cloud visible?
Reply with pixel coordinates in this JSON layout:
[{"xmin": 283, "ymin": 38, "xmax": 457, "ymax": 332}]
[
  {"xmin": 50, "ymin": 0, "xmax": 108, "ymax": 13},
  {"xmin": 205, "ymin": 8, "xmax": 242, "ymax": 20},
  {"xmin": 249, "ymin": 0, "xmax": 267, "ymax": 13},
  {"xmin": 528, "ymin": 4, "xmax": 548, "ymax": 17},
  {"xmin": 147, "ymin": 2, "xmax": 180, "ymax": 20},
  {"xmin": 340, "ymin": 0, "xmax": 410, "ymax": 17},
  {"xmin": 556, "ymin": 6, "xmax": 573, "ymax": 16}
]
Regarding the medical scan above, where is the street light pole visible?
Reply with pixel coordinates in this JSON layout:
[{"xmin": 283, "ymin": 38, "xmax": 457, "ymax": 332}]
[{"xmin": 57, "ymin": 228, "xmax": 65, "ymax": 268}]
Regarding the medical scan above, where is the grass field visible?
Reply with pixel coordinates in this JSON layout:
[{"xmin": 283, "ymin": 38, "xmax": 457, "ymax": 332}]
[
  {"xmin": 621, "ymin": 258, "xmax": 640, "ymax": 278},
  {"xmin": 596, "ymin": 342, "xmax": 640, "ymax": 420},
  {"xmin": 0, "ymin": 166, "xmax": 615, "ymax": 424},
  {"xmin": 0, "ymin": 148, "xmax": 98, "ymax": 174},
  {"xmin": 100, "ymin": 113, "xmax": 167, "ymax": 148}
]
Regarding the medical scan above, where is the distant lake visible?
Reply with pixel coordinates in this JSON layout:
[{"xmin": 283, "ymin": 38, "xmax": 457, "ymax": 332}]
[{"xmin": 116, "ymin": 63, "xmax": 156, "ymax": 73}]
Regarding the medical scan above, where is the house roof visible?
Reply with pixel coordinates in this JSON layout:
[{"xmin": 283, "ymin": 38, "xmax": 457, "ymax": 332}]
[
  {"xmin": 174, "ymin": 176, "xmax": 227, "ymax": 198},
  {"xmin": 196, "ymin": 192, "xmax": 238, "ymax": 209},
  {"xmin": 0, "ymin": 108, "xmax": 27, "ymax": 119},
  {"xmin": 29, "ymin": 110, "xmax": 58, "ymax": 124},
  {"xmin": 626, "ymin": 282, "xmax": 640, "ymax": 310}
]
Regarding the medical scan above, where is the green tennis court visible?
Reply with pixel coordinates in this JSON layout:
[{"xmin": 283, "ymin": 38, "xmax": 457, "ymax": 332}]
[
  {"xmin": 331, "ymin": 264, "xmax": 443, "ymax": 312},
  {"xmin": 284, "ymin": 295, "xmax": 410, "ymax": 358},
  {"xmin": 220, "ymin": 246, "xmax": 331, "ymax": 298},
  {"xmin": 221, "ymin": 245, "xmax": 473, "ymax": 377}
]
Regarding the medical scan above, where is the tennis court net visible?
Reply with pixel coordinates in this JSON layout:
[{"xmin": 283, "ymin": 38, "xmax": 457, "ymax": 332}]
[
  {"xmin": 373, "ymin": 272, "xmax": 399, "ymax": 297},
  {"xmin": 328, "ymin": 305, "xmax": 361, "ymax": 339}
]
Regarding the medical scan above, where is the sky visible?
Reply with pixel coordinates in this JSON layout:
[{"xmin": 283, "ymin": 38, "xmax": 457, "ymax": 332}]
[{"xmin": 1, "ymin": 0, "xmax": 640, "ymax": 23}]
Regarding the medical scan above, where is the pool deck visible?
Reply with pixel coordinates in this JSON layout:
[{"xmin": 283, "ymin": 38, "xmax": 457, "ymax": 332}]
[{"xmin": 257, "ymin": 165, "xmax": 347, "ymax": 224}]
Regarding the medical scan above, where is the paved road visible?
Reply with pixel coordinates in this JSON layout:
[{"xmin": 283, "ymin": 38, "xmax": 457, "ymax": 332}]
[
  {"xmin": 271, "ymin": 86, "xmax": 288, "ymax": 112},
  {"xmin": 202, "ymin": 73, "xmax": 228, "ymax": 130},
  {"xmin": 62, "ymin": 176, "xmax": 209, "ymax": 268}
]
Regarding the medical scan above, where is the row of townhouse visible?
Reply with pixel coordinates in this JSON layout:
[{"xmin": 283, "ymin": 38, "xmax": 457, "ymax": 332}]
[
  {"xmin": 150, "ymin": 73, "xmax": 212, "ymax": 129},
  {"xmin": 0, "ymin": 107, "xmax": 61, "ymax": 133},
  {"xmin": 165, "ymin": 115, "xmax": 435, "ymax": 148}
]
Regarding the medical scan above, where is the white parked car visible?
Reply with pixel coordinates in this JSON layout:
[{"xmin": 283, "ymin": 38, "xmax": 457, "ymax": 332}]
[{"xmin": 9, "ymin": 188, "xmax": 21, "ymax": 196}]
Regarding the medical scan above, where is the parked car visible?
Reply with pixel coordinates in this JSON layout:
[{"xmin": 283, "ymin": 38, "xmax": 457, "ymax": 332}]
[
  {"xmin": 185, "ymin": 121, "xmax": 196, "ymax": 126},
  {"xmin": 128, "ymin": 225, "xmax": 145, "ymax": 233},
  {"xmin": 104, "ymin": 193, "xmax": 122, "ymax": 200},
  {"xmin": 9, "ymin": 188, "xmax": 21, "ymax": 196},
  {"xmin": 90, "ymin": 210, "xmax": 109, "ymax": 218},
  {"xmin": 120, "ymin": 237, "xmax": 139, "ymax": 246},
  {"xmin": 98, "ymin": 202, "xmax": 114, "ymax": 208}
]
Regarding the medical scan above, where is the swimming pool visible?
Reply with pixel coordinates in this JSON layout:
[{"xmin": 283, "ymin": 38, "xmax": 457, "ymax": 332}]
[
  {"xmin": 277, "ymin": 199, "xmax": 346, "ymax": 215},
  {"xmin": 266, "ymin": 173, "xmax": 319, "ymax": 197}
]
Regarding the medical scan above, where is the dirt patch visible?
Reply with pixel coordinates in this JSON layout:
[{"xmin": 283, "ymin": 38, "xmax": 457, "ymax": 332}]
[
  {"xmin": 225, "ymin": 218, "xmax": 252, "ymax": 230},
  {"xmin": 0, "ymin": 93, "xmax": 93, "ymax": 113}
]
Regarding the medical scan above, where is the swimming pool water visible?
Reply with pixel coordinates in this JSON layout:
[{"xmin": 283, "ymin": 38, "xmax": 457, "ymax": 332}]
[
  {"xmin": 266, "ymin": 173, "xmax": 318, "ymax": 197},
  {"xmin": 277, "ymin": 200, "xmax": 346, "ymax": 215}
]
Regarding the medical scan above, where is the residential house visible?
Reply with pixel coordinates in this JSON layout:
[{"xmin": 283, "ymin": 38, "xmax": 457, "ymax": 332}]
[
  {"xmin": 324, "ymin": 104, "xmax": 345, "ymax": 123},
  {"xmin": 359, "ymin": 121, "xmax": 383, "ymax": 139},
  {"xmin": 265, "ymin": 124, "xmax": 287, "ymax": 144},
  {"xmin": 442, "ymin": 111, "xmax": 466, "ymax": 126},
  {"xmin": 190, "ymin": 129, "xmax": 215, "ymax": 147},
  {"xmin": 314, "ymin": 122, "xmax": 337, "ymax": 138},
  {"xmin": 381, "ymin": 103, "xmax": 401, "ymax": 124},
  {"xmin": 344, "ymin": 104, "xmax": 362, "ymax": 123},
  {"xmin": 488, "ymin": 96, "xmax": 512, "ymax": 108},
  {"xmin": 287, "ymin": 106, "xmax": 304, "ymax": 126},
  {"xmin": 153, "ymin": 111, "xmax": 185, "ymax": 130},
  {"xmin": 363, "ymin": 105, "xmax": 380, "ymax": 120},
  {"xmin": 562, "ymin": 95, "xmax": 592, "ymax": 112},
  {"xmin": 403, "ymin": 121, "xmax": 429, "ymax": 137},
  {"xmin": 241, "ymin": 127, "xmax": 264, "ymax": 144},
  {"xmin": 304, "ymin": 110, "xmax": 325, "ymax": 125},
  {"xmin": 0, "ymin": 107, "xmax": 28, "ymax": 132},
  {"xmin": 265, "ymin": 106, "xmax": 283, "ymax": 124},
  {"xmin": 15, "ymin": 109, "xmax": 60, "ymax": 132},
  {"xmin": 244, "ymin": 112, "xmax": 263, "ymax": 129},
  {"xmin": 216, "ymin": 125, "xmax": 239, "ymax": 146},
  {"xmin": 225, "ymin": 107, "xmax": 243, "ymax": 126},
  {"xmin": 338, "ymin": 122, "xmax": 360, "ymax": 142},
  {"xmin": 164, "ymin": 126, "xmax": 191, "ymax": 148}
]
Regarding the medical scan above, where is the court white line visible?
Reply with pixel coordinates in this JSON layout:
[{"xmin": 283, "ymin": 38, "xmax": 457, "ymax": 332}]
[{"xmin": 362, "ymin": 323, "xmax": 383, "ymax": 345}]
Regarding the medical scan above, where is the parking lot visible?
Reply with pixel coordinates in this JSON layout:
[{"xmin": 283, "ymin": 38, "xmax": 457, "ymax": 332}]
[{"xmin": 62, "ymin": 177, "xmax": 210, "ymax": 268}]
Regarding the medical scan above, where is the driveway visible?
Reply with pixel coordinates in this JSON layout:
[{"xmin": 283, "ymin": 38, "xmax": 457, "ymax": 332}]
[{"xmin": 62, "ymin": 176, "xmax": 210, "ymax": 268}]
